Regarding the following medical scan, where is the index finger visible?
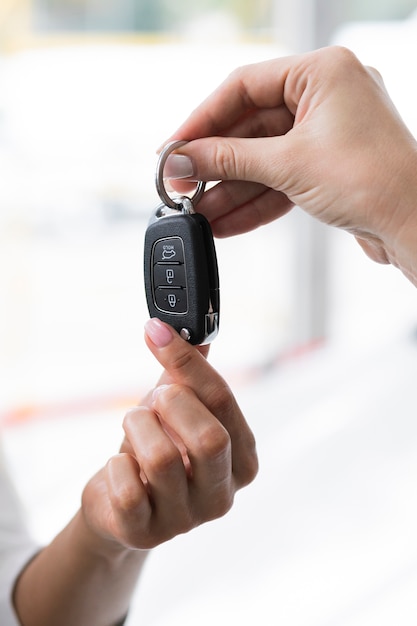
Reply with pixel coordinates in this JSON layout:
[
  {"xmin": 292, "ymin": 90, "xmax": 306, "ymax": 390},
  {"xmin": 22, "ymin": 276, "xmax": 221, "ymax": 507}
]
[{"xmin": 167, "ymin": 56, "xmax": 296, "ymax": 142}]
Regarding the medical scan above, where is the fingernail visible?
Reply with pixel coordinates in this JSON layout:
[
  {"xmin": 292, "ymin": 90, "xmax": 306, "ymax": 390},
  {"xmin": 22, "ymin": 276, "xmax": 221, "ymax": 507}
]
[
  {"xmin": 145, "ymin": 318, "xmax": 173, "ymax": 348},
  {"xmin": 164, "ymin": 154, "xmax": 196, "ymax": 180}
]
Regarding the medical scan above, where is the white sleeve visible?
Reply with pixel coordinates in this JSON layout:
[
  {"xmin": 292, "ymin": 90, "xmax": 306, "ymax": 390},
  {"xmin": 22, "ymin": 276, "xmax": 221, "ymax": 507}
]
[{"xmin": 0, "ymin": 441, "xmax": 38, "ymax": 626}]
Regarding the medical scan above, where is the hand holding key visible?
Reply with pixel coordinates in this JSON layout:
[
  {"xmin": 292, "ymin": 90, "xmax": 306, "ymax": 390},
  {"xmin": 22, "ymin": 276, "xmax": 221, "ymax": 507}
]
[
  {"xmin": 82, "ymin": 319, "xmax": 258, "ymax": 550},
  {"xmin": 163, "ymin": 46, "xmax": 417, "ymax": 286}
]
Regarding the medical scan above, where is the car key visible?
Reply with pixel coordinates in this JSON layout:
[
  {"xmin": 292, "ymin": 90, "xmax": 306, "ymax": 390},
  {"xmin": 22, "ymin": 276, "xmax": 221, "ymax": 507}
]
[{"xmin": 143, "ymin": 141, "xmax": 220, "ymax": 345}]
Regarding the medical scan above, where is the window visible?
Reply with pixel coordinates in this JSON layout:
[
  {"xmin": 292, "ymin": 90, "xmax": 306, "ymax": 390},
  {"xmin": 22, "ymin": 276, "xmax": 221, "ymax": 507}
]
[{"xmin": 32, "ymin": 0, "xmax": 274, "ymax": 37}]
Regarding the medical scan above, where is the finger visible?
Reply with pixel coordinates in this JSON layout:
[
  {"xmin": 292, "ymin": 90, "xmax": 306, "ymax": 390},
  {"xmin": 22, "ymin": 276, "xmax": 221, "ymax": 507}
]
[
  {"xmin": 169, "ymin": 177, "xmax": 293, "ymax": 233},
  {"xmin": 144, "ymin": 319, "xmax": 258, "ymax": 487},
  {"xmin": 122, "ymin": 407, "xmax": 190, "ymax": 528},
  {"xmin": 195, "ymin": 181, "xmax": 293, "ymax": 237},
  {"xmin": 166, "ymin": 48, "xmax": 370, "ymax": 145},
  {"xmin": 152, "ymin": 384, "xmax": 235, "ymax": 520},
  {"xmin": 168, "ymin": 180, "xmax": 268, "ymax": 221},
  {"xmin": 105, "ymin": 452, "xmax": 152, "ymax": 548},
  {"xmin": 355, "ymin": 235, "xmax": 390, "ymax": 265},
  {"xmin": 165, "ymin": 108, "xmax": 294, "ymax": 179},
  {"xmin": 166, "ymin": 56, "xmax": 299, "ymax": 142},
  {"xmin": 166, "ymin": 179, "xmax": 205, "ymax": 196},
  {"xmin": 225, "ymin": 104, "xmax": 294, "ymax": 140}
]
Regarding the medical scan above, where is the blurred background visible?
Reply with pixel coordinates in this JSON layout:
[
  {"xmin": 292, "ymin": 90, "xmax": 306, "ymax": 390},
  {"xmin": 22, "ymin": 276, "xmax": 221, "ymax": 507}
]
[{"xmin": 2, "ymin": 1, "xmax": 417, "ymax": 624}]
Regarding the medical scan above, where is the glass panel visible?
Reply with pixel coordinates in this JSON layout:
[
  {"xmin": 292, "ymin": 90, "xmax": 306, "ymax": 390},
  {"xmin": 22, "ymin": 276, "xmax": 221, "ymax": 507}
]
[{"xmin": 32, "ymin": 0, "xmax": 274, "ymax": 36}]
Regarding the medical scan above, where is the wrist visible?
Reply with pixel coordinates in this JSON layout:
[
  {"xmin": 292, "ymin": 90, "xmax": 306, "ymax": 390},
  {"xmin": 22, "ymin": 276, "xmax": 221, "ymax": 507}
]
[
  {"xmin": 13, "ymin": 509, "xmax": 147, "ymax": 626},
  {"xmin": 76, "ymin": 508, "xmax": 148, "ymax": 568}
]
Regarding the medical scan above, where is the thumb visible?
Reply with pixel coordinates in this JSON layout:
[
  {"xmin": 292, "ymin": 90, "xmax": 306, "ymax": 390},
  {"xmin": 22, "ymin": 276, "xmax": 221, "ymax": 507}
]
[
  {"xmin": 151, "ymin": 342, "xmax": 210, "ymax": 390},
  {"xmin": 166, "ymin": 136, "xmax": 293, "ymax": 192},
  {"xmin": 143, "ymin": 318, "xmax": 230, "ymax": 413}
]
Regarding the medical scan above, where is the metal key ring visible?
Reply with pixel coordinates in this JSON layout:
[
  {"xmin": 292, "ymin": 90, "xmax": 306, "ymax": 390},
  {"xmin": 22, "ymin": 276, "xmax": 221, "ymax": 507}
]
[{"xmin": 155, "ymin": 140, "xmax": 206, "ymax": 210}]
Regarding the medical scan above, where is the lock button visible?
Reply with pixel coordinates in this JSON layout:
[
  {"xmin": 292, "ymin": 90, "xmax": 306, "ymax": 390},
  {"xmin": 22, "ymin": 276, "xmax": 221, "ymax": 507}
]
[{"xmin": 154, "ymin": 287, "xmax": 187, "ymax": 314}]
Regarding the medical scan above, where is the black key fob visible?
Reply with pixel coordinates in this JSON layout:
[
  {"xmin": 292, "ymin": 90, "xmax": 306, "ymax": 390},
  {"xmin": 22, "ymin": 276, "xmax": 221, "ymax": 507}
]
[{"xmin": 144, "ymin": 199, "xmax": 220, "ymax": 345}]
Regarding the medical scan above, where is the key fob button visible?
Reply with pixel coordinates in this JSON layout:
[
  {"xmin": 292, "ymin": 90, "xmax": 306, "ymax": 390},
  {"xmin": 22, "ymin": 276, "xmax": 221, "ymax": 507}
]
[
  {"xmin": 154, "ymin": 287, "xmax": 188, "ymax": 314},
  {"xmin": 153, "ymin": 237, "xmax": 184, "ymax": 264},
  {"xmin": 153, "ymin": 263, "xmax": 186, "ymax": 288}
]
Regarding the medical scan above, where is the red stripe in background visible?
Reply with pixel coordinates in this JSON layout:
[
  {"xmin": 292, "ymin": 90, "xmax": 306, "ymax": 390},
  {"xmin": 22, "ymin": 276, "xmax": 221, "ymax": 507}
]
[{"xmin": 0, "ymin": 339, "xmax": 324, "ymax": 427}]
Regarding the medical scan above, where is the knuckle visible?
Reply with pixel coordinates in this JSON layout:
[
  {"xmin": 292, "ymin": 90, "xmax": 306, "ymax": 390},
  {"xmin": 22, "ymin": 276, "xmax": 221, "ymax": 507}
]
[
  {"xmin": 165, "ymin": 511, "xmax": 196, "ymax": 538},
  {"xmin": 325, "ymin": 46, "xmax": 384, "ymax": 92},
  {"xmin": 213, "ymin": 489, "xmax": 235, "ymax": 518},
  {"xmin": 122, "ymin": 409, "xmax": 135, "ymax": 434},
  {"xmin": 150, "ymin": 513, "xmax": 196, "ymax": 548},
  {"xmin": 236, "ymin": 433, "xmax": 259, "ymax": 488},
  {"xmin": 197, "ymin": 423, "xmax": 231, "ymax": 461},
  {"xmin": 241, "ymin": 445, "xmax": 259, "ymax": 487},
  {"xmin": 111, "ymin": 482, "xmax": 141, "ymax": 515},
  {"xmin": 330, "ymin": 45, "xmax": 356, "ymax": 62},
  {"xmin": 142, "ymin": 440, "xmax": 181, "ymax": 475},
  {"xmin": 198, "ymin": 486, "xmax": 235, "ymax": 523},
  {"xmin": 155, "ymin": 382, "xmax": 189, "ymax": 411},
  {"xmin": 198, "ymin": 381, "xmax": 259, "ymax": 489},
  {"xmin": 324, "ymin": 45, "xmax": 357, "ymax": 68},
  {"xmin": 212, "ymin": 139, "xmax": 241, "ymax": 180},
  {"xmin": 366, "ymin": 64, "xmax": 384, "ymax": 84},
  {"xmin": 122, "ymin": 406, "xmax": 145, "ymax": 435},
  {"xmin": 167, "ymin": 348, "xmax": 195, "ymax": 375},
  {"xmin": 125, "ymin": 530, "xmax": 160, "ymax": 551},
  {"xmin": 227, "ymin": 63, "xmax": 252, "ymax": 103},
  {"xmin": 226, "ymin": 64, "xmax": 247, "ymax": 93},
  {"xmin": 205, "ymin": 379, "xmax": 236, "ymax": 419},
  {"xmin": 228, "ymin": 63, "xmax": 246, "ymax": 81},
  {"xmin": 316, "ymin": 46, "xmax": 361, "ymax": 82}
]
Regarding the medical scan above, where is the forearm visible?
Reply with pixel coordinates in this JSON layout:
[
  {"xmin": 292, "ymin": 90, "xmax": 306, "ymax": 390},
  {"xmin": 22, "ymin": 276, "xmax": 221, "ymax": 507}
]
[{"xmin": 13, "ymin": 510, "xmax": 148, "ymax": 626}]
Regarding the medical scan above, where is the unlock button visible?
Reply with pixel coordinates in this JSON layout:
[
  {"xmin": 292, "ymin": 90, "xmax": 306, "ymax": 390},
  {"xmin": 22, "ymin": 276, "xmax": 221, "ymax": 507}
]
[{"xmin": 154, "ymin": 264, "xmax": 186, "ymax": 288}]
